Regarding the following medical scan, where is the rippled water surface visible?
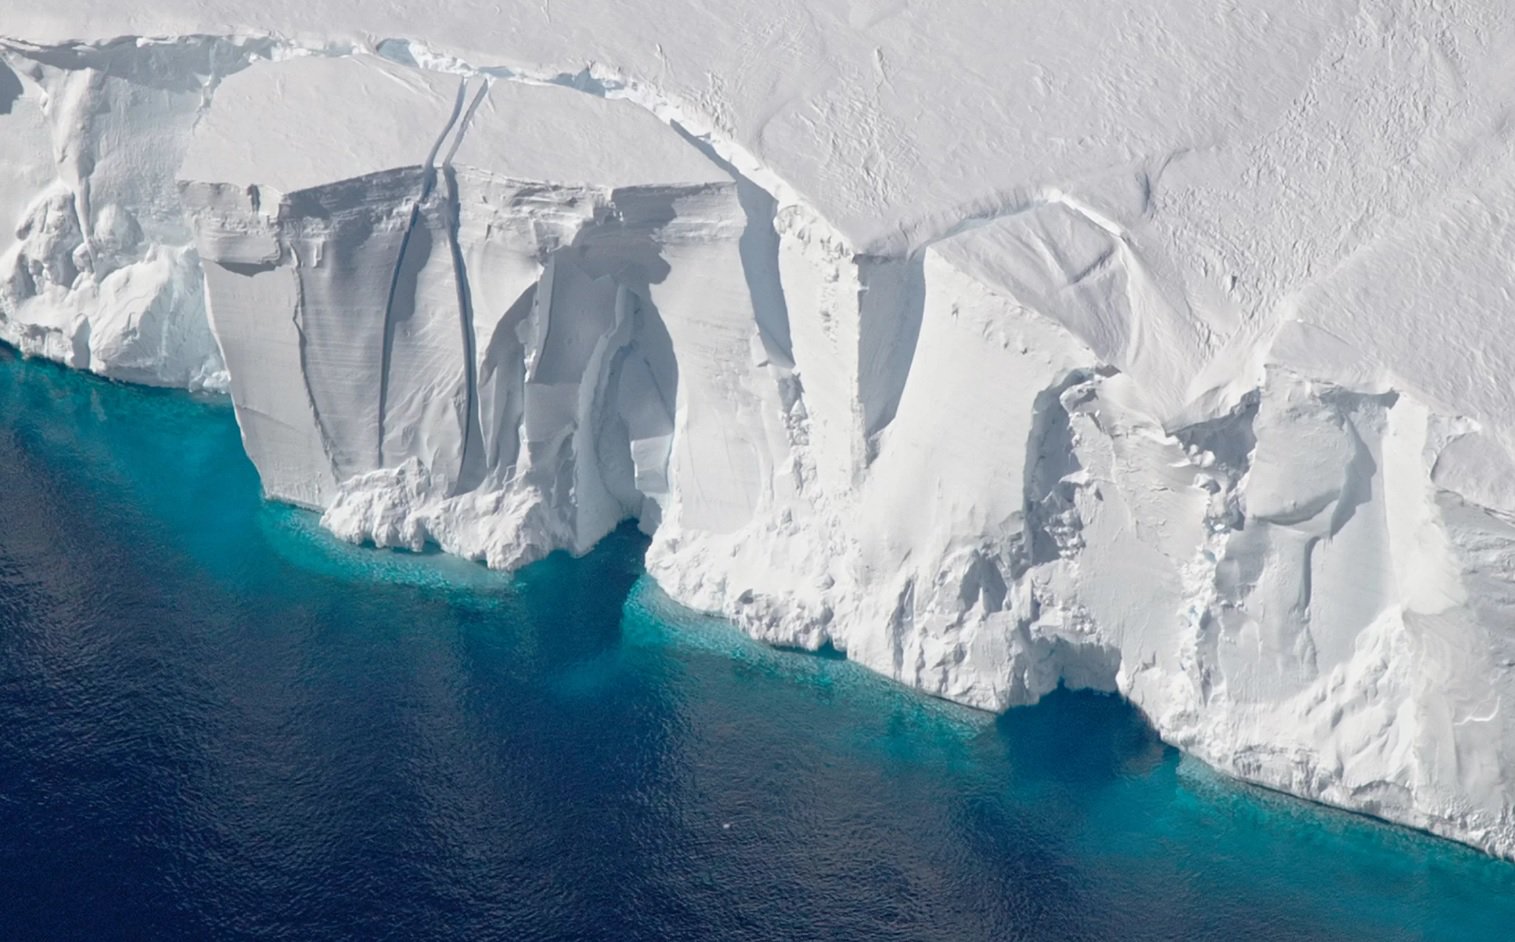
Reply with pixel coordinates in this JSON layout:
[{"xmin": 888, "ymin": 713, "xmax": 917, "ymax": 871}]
[{"xmin": 1, "ymin": 348, "xmax": 1513, "ymax": 941}]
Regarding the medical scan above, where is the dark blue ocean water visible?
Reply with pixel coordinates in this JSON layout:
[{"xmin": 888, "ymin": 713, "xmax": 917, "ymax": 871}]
[{"xmin": 0, "ymin": 348, "xmax": 1512, "ymax": 941}]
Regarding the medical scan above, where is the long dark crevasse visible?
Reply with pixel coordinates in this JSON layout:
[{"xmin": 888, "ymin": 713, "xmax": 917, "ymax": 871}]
[{"xmin": 376, "ymin": 76, "xmax": 472, "ymax": 467}]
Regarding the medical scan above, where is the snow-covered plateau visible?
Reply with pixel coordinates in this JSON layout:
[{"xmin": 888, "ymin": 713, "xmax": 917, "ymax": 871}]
[{"xmin": 4, "ymin": 1, "xmax": 1515, "ymax": 858}]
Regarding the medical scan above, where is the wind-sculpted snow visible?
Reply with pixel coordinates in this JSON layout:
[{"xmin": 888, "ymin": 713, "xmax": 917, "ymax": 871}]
[{"xmin": 4, "ymin": 4, "xmax": 1515, "ymax": 861}]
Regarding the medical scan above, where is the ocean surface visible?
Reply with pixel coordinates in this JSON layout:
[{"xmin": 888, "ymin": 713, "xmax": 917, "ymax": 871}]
[{"xmin": 0, "ymin": 348, "xmax": 1512, "ymax": 941}]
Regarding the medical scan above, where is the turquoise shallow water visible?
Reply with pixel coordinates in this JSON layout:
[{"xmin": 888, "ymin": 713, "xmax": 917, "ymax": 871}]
[{"xmin": 0, "ymin": 346, "xmax": 1512, "ymax": 941}]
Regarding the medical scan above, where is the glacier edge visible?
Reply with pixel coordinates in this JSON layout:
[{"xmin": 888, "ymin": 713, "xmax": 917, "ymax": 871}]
[{"xmin": 2, "ymin": 24, "xmax": 1514, "ymax": 862}]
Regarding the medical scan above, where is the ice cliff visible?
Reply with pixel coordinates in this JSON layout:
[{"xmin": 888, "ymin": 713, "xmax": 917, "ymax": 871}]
[{"xmin": 4, "ymin": 1, "xmax": 1515, "ymax": 859}]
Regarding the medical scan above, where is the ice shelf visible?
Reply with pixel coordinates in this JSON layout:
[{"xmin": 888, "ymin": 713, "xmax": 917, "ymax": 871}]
[{"xmin": 4, "ymin": 2, "xmax": 1515, "ymax": 859}]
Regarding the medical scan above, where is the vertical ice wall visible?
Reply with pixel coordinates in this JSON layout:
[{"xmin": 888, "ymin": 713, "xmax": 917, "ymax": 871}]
[
  {"xmin": 180, "ymin": 55, "xmax": 787, "ymax": 569},
  {"xmin": 0, "ymin": 34, "xmax": 1511, "ymax": 860},
  {"xmin": 0, "ymin": 38, "xmax": 281, "ymax": 388}
]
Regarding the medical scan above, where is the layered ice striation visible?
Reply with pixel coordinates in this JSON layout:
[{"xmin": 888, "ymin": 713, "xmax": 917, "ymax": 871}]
[
  {"xmin": 4, "ymin": 8, "xmax": 1515, "ymax": 861},
  {"xmin": 181, "ymin": 54, "xmax": 774, "ymax": 567}
]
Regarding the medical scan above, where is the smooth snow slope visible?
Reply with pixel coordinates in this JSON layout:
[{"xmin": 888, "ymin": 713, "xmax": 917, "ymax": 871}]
[{"xmin": 4, "ymin": 2, "xmax": 1515, "ymax": 858}]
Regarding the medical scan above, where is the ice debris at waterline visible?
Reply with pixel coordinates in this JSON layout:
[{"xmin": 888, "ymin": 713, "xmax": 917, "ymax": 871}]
[{"xmin": 3, "ymin": 3, "xmax": 1515, "ymax": 858}]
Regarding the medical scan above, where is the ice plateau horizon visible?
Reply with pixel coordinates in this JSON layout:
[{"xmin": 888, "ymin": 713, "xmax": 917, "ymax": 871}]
[{"xmin": 3, "ymin": 2, "xmax": 1515, "ymax": 861}]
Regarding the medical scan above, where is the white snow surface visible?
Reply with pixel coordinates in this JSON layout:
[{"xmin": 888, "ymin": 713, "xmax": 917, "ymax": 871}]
[{"xmin": 5, "ymin": 2, "xmax": 1515, "ymax": 859}]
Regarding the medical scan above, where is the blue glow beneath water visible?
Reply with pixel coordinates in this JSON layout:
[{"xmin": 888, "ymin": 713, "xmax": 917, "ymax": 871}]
[{"xmin": 0, "ymin": 348, "xmax": 1512, "ymax": 941}]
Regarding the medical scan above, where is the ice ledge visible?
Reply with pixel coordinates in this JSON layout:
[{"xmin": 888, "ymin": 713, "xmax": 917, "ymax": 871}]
[{"xmin": 3, "ymin": 27, "xmax": 1515, "ymax": 863}]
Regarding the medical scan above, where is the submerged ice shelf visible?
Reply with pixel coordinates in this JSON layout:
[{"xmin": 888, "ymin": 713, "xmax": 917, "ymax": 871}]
[{"xmin": 4, "ymin": 2, "xmax": 1515, "ymax": 860}]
